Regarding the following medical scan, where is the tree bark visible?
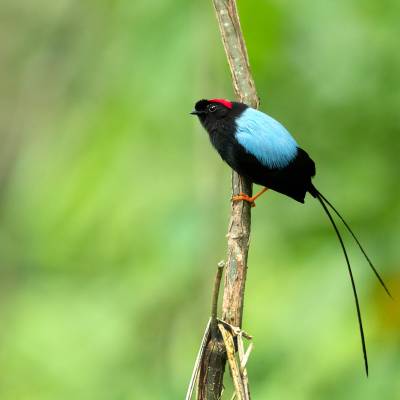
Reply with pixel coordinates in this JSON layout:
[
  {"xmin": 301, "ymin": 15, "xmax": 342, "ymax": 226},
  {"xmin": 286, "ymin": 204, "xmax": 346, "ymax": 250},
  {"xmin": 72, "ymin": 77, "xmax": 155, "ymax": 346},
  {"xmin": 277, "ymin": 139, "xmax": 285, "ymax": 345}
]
[{"xmin": 197, "ymin": 1, "xmax": 259, "ymax": 399}]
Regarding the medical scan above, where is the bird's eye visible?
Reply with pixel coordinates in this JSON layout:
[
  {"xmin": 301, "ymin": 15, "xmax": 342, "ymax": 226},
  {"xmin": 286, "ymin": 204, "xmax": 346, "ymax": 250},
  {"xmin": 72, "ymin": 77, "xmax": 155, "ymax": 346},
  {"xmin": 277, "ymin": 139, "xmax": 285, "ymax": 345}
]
[{"xmin": 208, "ymin": 104, "xmax": 217, "ymax": 112}]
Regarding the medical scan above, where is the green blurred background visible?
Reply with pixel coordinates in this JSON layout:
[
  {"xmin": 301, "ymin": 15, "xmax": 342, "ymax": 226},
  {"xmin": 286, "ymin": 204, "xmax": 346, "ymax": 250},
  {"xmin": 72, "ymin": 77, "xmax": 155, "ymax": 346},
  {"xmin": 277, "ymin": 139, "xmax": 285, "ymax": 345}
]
[{"xmin": 1, "ymin": 0, "xmax": 399, "ymax": 399}]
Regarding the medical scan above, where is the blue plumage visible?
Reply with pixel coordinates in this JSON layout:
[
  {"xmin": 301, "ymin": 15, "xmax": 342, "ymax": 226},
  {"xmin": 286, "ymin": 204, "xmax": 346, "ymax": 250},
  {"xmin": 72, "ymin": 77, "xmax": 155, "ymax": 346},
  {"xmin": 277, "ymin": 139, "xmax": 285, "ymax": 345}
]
[{"xmin": 235, "ymin": 107, "xmax": 298, "ymax": 169}]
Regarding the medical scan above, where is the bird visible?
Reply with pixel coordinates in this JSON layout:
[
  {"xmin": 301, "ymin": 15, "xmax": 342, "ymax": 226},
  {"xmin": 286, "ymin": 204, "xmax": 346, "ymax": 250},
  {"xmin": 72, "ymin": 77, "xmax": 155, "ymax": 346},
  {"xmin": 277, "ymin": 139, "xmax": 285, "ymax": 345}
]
[{"xmin": 191, "ymin": 98, "xmax": 392, "ymax": 376}]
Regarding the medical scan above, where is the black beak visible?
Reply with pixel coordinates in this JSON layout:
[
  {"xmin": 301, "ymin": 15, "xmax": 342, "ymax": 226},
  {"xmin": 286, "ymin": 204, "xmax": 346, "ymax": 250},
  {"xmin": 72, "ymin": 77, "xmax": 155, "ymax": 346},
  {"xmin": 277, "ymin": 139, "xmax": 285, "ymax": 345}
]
[{"xmin": 190, "ymin": 110, "xmax": 205, "ymax": 115}]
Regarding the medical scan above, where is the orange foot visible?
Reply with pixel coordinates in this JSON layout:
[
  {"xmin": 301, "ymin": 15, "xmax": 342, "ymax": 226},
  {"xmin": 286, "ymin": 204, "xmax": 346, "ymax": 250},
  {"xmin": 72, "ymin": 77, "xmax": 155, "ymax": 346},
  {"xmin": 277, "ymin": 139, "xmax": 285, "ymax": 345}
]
[
  {"xmin": 231, "ymin": 187, "xmax": 269, "ymax": 207},
  {"xmin": 232, "ymin": 193, "xmax": 257, "ymax": 207}
]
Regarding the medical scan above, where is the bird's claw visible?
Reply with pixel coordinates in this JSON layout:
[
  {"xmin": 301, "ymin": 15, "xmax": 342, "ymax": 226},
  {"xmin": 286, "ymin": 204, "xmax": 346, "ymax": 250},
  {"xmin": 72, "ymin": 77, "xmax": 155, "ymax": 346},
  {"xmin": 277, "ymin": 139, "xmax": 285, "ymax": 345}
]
[{"xmin": 232, "ymin": 192, "xmax": 256, "ymax": 207}]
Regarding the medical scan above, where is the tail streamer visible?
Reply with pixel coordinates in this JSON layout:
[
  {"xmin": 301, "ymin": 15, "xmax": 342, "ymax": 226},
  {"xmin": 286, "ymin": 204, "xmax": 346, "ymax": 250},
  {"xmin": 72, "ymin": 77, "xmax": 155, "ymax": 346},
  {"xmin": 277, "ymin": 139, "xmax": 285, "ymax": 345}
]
[
  {"xmin": 314, "ymin": 189, "xmax": 392, "ymax": 299},
  {"xmin": 313, "ymin": 189, "xmax": 369, "ymax": 376}
]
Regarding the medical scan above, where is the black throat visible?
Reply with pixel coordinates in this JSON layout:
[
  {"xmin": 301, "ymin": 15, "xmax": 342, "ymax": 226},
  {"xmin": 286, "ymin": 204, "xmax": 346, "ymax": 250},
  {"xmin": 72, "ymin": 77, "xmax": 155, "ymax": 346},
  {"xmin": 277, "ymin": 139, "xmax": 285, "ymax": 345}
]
[{"xmin": 200, "ymin": 102, "xmax": 247, "ymax": 155}]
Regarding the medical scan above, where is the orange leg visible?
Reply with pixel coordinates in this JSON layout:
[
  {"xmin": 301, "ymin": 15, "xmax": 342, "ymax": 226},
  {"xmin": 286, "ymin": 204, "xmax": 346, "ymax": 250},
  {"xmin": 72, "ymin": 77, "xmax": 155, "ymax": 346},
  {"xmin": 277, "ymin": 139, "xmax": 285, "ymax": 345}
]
[{"xmin": 232, "ymin": 187, "xmax": 269, "ymax": 207}]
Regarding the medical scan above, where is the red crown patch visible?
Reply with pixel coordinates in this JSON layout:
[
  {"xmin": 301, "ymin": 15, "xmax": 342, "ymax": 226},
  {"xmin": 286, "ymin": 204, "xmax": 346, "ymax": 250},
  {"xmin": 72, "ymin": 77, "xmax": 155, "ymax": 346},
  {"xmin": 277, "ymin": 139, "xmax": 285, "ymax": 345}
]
[{"xmin": 209, "ymin": 98, "xmax": 233, "ymax": 109}]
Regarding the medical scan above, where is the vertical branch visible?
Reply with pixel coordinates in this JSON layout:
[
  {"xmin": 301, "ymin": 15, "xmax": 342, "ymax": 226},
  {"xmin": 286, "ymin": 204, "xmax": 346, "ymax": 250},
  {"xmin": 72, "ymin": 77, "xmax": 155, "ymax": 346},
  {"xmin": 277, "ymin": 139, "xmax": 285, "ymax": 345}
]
[
  {"xmin": 197, "ymin": 1, "xmax": 260, "ymax": 399},
  {"xmin": 211, "ymin": 0, "xmax": 259, "ymax": 328},
  {"xmin": 212, "ymin": 0, "xmax": 259, "ymax": 108},
  {"xmin": 197, "ymin": 265, "xmax": 226, "ymax": 400}
]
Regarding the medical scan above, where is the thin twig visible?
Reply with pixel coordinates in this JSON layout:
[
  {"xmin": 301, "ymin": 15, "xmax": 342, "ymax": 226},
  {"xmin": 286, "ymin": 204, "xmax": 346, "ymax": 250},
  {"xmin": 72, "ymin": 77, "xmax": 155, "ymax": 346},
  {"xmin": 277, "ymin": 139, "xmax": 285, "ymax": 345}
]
[
  {"xmin": 211, "ymin": 261, "xmax": 225, "ymax": 336},
  {"xmin": 237, "ymin": 334, "xmax": 251, "ymax": 399},
  {"xmin": 240, "ymin": 343, "xmax": 253, "ymax": 372},
  {"xmin": 196, "ymin": 263, "xmax": 227, "ymax": 399},
  {"xmin": 185, "ymin": 319, "xmax": 211, "ymax": 400},
  {"xmin": 216, "ymin": 319, "xmax": 252, "ymax": 340},
  {"xmin": 218, "ymin": 324, "xmax": 249, "ymax": 400}
]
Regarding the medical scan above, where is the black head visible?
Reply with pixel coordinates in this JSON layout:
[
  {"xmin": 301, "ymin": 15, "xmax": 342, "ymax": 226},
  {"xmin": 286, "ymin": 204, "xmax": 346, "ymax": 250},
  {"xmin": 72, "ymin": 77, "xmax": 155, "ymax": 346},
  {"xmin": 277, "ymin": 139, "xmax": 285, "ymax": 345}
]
[{"xmin": 190, "ymin": 98, "xmax": 233, "ymax": 126}]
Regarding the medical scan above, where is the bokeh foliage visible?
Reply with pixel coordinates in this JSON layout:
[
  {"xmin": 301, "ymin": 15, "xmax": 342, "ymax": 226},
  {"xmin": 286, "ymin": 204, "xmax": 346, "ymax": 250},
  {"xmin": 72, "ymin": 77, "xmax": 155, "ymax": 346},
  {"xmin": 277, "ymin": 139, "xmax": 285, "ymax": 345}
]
[{"xmin": 0, "ymin": 0, "xmax": 399, "ymax": 399}]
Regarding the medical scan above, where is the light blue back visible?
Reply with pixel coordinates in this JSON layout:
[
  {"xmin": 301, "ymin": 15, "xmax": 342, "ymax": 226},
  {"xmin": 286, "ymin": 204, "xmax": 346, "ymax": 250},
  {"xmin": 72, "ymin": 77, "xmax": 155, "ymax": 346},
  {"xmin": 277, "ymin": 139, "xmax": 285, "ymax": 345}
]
[{"xmin": 235, "ymin": 107, "xmax": 298, "ymax": 169}]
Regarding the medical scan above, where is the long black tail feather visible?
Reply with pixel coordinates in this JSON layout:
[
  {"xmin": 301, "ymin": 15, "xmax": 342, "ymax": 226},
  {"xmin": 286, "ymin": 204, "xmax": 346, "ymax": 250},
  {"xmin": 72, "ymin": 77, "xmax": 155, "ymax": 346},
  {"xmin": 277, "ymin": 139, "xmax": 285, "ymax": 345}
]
[
  {"xmin": 313, "ymin": 188, "xmax": 392, "ymax": 299},
  {"xmin": 313, "ymin": 190, "xmax": 368, "ymax": 376}
]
